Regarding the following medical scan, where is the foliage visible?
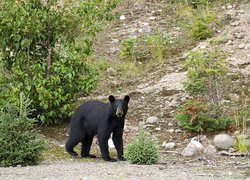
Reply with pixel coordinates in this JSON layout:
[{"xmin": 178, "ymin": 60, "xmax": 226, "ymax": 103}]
[
  {"xmin": 234, "ymin": 97, "xmax": 250, "ymax": 134},
  {"xmin": 124, "ymin": 130, "xmax": 159, "ymax": 165},
  {"xmin": 120, "ymin": 39, "xmax": 136, "ymax": 62},
  {"xmin": 0, "ymin": 0, "xmax": 118, "ymax": 124},
  {"xmin": 0, "ymin": 93, "xmax": 47, "ymax": 167},
  {"xmin": 175, "ymin": 99, "xmax": 232, "ymax": 133},
  {"xmin": 184, "ymin": 49, "xmax": 229, "ymax": 105},
  {"xmin": 191, "ymin": 13, "xmax": 216, "ymax": 40},
  {"xmin": 120, "ymin": 33, "xmax": 173, "ymax": 63},
  {"xmin": 236, "ymin": 135, "xmax": 249, "ymax": 153}
]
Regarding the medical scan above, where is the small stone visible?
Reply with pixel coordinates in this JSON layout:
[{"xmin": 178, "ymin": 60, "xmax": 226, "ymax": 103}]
[
  {"xmin": 149, "ymin": 16, "xmax": 156, "ymax": 21},
  {"xmin": 163, "ymin": 142, "xmax": 176, "ymax": 149},
  {"xmin": 138, "ymin": 26, "xmax": 152, "ymax": 33},
  {"xmin": 168, "ymin": 122, "xmax": 173, "ymax": 126},
  {"xmin": 227, "ymin": 4, "xmax": 233, "ymax": 9},
  {"xmin": 181, "ymin": 141, "xmax": 203, "ymax": 157},
  {"xmin": 213, "ymin": 134, "xmax": 236, "ymax": 150},
  {"xmin": 155, "ymin": 127, "xmax": 161, "ymax": 131},
  {"xmin": 228, "ymin": 147, "xmax": 236, "ymax": 153},
  {"xmin": 204, "ymin": 145, "xmax": 217, "ymax": 155},
  {"xmin": 175, "ymin": 128, "xmax": 182, "ymax": 133},
  {"xmin": 120, "ymin": 15, "xmax": 126, "ymax": 20},
  {"xmin": 146, "ymin": 116, "xmax": 160, "ymax": 124},
  {"xmin": 108, "ymin": 138, "xmax": 115, "ymax": 149},
  {"xmin": 239, "ymin": 44, "xmax": 245, "ymax": 49},
  {"xmin": 167, "ymin": 129, "xmax": 175, "ymax": 133}
]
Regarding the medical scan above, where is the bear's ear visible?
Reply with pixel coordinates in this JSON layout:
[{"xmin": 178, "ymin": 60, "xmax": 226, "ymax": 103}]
[
  {"xmin": 109, "ymin": 95, "xmax": 116, "ymax": 103},
  {"xmin": 124, "ymin": 95, "xmax": 130, "ymax": 103}
]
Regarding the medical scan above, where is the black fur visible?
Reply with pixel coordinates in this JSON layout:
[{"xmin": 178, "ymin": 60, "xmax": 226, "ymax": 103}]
[{"xmin": 66, "ymin": 95, "xmax": 130, "ymax": 162}]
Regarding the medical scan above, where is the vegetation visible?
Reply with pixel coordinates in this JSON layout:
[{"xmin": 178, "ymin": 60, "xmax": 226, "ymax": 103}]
[
  {"xmin": 124, "ymin": 130, "xmax": 159, "ymax": 165},
  {"xmin": 184, "ymin": 49, "xmax": 229, "ymax": 105},
  {"xmin": 0, "ymin": 0, "xmax": 118, "ymax": 124},
  {"xmin": 175, "ymin": 98, "xmax": 232, "ymax": 133},
  {"xmin": 175, "ymin": 49, "xmax": 233, "ymax": 133},
  {"xmin": 0, "ymin": 93, "xmax": 47, "ymax": 167}
]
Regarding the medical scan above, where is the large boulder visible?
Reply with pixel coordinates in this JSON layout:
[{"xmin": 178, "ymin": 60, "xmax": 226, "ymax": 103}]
[{"xmin": 213, "ymin": 134, "xmax": 236, "ymax": 150}]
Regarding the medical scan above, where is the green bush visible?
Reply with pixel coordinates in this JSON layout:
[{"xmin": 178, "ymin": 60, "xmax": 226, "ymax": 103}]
[
  {"xmin": 120, "ymin": 39, "xmax": 136, "ymax": 62},
  {"xmin": 191, "ymin": 13, "xmax": 216, "ymax": 40},
  {"xmin": 0, "ymin": 93, "xmax": 47, "ymax": 167},
  {"xmin": 175, "ymin": 99, "xmax": 232, "ymax": 133},
  {"xmin": 184, "ymin": 49, "xmax": 229, "ymax": 105},
  {"xmin": 124, "ymin": 130, "xmax": 159, "ymax": 165},
  {"xmin": 0, "ymin": 0, "xmax": 118, "ymax": 124}
]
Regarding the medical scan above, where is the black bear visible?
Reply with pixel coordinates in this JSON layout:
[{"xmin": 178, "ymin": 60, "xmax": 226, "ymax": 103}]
[{"xmin": 66, "ymin": 95, "xmax": 130, "ymax": 162}]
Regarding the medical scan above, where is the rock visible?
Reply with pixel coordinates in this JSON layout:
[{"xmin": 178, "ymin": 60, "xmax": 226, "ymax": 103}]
[
  {"xmin": 168, "ymin": 122, "xmax": 173, "ymax": 126},
  {"xmin": 120, "ymin": 15, "xmax": 126, "ymax": 20},
  {"xmin": 227, "ymin": 4, "xmax": 233, "ymax": 9},
  {"xmin": 108, "ymin": 138, "xmax": 115, "ymax": 149},
  {"xmin": 155, "ymin": 127, "xmax": 161, "ymax": 131},
  {"xmin": 204, "ymin": 145, "xmax": 217, "ymax": 155},
  {"xmin": 146, "ymin": 116, "xmax": 160, "ymax": 124},
  {"xmin": 175, "ymin": 128, "xmax": 182, "ymax": 133},
  {"xmin": 138, "ymin": 25, "xmax": 152, "ymax": 33},
  {"xmin": 167, "ymin": 128, "xmax": 175, "ymax": 133},
  {"xmin": 213, "ymin": 134, "xmax": 236, "ymax": 150},
  {"xmin": 149, "ymin": 16, "xmax": 156, "ymax": 21},
  {"xmin": 162, "ymin": 142, "xmax": 176, "ymax": 149},
  {"xmin": 181, "ymin": 140, "xmax": 204, "ymax": 157},
  {"xmin": 239, "ymin": 44, "xmax": 246, "ymax": 49},
  {"xmin": 228, "ymin": 147, "xmax": 236, "ymax": 153}
]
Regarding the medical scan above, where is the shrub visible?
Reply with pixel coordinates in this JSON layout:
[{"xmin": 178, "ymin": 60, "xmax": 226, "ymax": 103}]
[
  {"xmin": 184, "ymin": 49, "xmax": 229, "ymax": 105},
  {"xmin": 0, "ymin": 93, "xmax": 47, "ymax": 167},
  {"xmin": 0, "ymin": 0, "xmax": 118, "ymax": 124},
  {"xmin": 191, "ymin": 13, "xmax": 216, "ymax": 40},
  {"xmin": 120, "ymin": 39, "xmax": 136, "ymax": 62},
  {"xmin": 175, "ymin": 99, "xmax": 232, "ymax": 133},
  {"xmin": 124, "ymin": 130, "xmax": 159, "ymax": 165}
]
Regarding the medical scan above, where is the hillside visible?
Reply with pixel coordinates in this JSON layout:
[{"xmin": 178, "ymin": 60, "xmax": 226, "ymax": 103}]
[{"xmin": 0, "ymin": 0, "xmax": 249, "ymax": 179}]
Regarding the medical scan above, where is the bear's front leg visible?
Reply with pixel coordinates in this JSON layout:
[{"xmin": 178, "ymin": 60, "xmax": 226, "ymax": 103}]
[
  {"xmin": 112, "ymin": 131, "xmax": 125, "ymax": 161},
  {"xmin": 98, "ymin": 135, "xmax": 117, "ymax": 162}
]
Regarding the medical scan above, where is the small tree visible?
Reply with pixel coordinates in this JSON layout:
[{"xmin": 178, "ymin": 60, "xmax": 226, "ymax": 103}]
[
  {"xmin": 184, "ymin": 49, "xmax": 229, "ymax": 105},
  {"xmin": 0, "ymin": 0, "xmax": 118, "ymax": 124},
  {"xmin": 0, "ymin": 93, "xmax": 47, "ymax": 167}
]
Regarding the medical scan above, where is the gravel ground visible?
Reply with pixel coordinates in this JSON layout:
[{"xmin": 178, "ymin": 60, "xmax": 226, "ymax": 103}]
[{"xmin": 0, "ymin": 159, "xmax": 249, "ymax": 180}]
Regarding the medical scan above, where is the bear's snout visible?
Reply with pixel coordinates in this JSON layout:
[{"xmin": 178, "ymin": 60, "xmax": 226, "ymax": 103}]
[{"xmin": 116, "ymin": 107, "xmax": 123, "ymax": 117}]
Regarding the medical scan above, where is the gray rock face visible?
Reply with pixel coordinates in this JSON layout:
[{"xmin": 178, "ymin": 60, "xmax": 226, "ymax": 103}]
[
  {"xmin": 146, "ymin": 116, "xmax": 160, "ymax": 124},
  {"xmin": 213, "ymin": 134, "xmax": 236, "ymax": 150}
]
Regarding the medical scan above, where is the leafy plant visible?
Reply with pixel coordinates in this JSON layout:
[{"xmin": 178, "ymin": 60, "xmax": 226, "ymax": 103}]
[
  {"xmin": 236, "ymin": 135, "xmax": 249, "ymax": 153},
  {"xmin": 124, "ymin": 130, "xmax": 159, "ymax": 165},
  {"xmin": 175, "ymin": 98, "xmax": 232, "ymax": 133},
  {"xmin": 184, "ymin": 49, "xmax": 229, "ymax": 105},
  {"xmin": 0, "ymin": 93, "xmax": 47, "ymax": 167},
  {"xmin": 191, "ymin": 13, "xmax": 216, "ymax": 40},
  {"xmin": 0, "ymin": 0, "xmax": 118, "ymax": 124},
  {"xmin": 120, "ymin": 39, "xmax": 136, "ymax": 62}
]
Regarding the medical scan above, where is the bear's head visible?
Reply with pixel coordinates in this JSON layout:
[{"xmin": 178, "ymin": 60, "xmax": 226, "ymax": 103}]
[{"xmin": 109, "ymin": 95, "xmax": 130, "ymax": 118}]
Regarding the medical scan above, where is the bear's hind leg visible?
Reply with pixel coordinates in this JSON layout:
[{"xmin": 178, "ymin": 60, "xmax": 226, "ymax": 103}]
[
  {"xmin": 81, "ymin": 135, "xmax": 96, "ymax": 158},
  {"xmin": 66, "ymin": 137, "xmax": 82, "ymax": 156}
]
